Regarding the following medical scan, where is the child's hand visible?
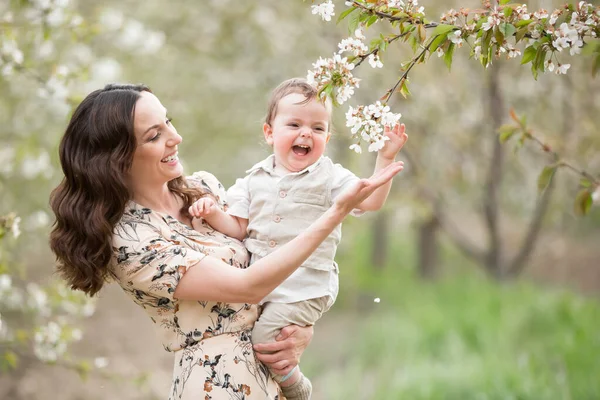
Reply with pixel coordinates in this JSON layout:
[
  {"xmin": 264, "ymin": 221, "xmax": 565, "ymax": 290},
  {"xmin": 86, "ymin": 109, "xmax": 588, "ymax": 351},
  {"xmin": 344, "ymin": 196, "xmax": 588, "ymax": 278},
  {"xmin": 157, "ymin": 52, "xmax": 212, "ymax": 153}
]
[
  {"xmin": 189, "ymin": 197, "xmax": 217, "ymax": 219},
  {"xmin": 379, "ymin": 123, "xmax": 408, "ymax": 160}
]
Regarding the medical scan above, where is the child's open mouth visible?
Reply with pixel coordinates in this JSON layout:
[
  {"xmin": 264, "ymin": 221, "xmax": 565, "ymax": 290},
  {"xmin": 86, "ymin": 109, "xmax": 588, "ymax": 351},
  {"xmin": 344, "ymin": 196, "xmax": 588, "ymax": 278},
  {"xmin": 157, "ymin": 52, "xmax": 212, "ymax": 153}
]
[{"xmin": 292, "ymin": 145, "xmax": 311, "ymax": 156}]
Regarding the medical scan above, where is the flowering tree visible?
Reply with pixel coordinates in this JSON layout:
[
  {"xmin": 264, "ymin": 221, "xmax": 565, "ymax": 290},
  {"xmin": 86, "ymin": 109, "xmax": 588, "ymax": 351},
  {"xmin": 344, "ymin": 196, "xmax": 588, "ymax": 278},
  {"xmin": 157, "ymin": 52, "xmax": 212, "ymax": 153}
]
[
  {"xmin": 0, "ymin": 0, "xmax": 164, "ymax": 394},
  {"xmin": 308, "ymin": 0, "xmax": 599, "ymax": 215},
  {"xmin": 306, "ymin": 0, "xmax": 599, "ymax": 279}
]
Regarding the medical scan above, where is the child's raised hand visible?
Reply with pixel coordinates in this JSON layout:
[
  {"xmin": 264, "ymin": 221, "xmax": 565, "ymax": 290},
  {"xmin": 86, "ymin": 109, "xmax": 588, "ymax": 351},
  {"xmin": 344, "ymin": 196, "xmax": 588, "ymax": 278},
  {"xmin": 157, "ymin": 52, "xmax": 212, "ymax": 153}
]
[
  {"xmin": 379, "ymin": 123, "xmax": 408, "ymax": 160},
  {"xmin": 189, "ymin": 197, "xmax": 217, "ymax": 219}
]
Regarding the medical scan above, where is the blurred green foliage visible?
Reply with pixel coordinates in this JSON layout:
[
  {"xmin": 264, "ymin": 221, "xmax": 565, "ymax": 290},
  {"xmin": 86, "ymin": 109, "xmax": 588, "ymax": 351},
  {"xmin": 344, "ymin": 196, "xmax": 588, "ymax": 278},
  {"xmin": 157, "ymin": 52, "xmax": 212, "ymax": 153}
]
[{"xmin": 302, "ymin": 231, "xmax": 600, "ymax": 399}]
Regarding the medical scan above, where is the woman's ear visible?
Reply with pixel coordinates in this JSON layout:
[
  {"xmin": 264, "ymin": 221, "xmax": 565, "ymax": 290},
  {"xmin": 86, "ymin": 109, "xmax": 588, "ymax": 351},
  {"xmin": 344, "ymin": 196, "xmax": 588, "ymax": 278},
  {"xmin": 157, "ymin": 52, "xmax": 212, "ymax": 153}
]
[{"xmin": 263, "ymin": 123, "xmax": 274, "ymax": 146}]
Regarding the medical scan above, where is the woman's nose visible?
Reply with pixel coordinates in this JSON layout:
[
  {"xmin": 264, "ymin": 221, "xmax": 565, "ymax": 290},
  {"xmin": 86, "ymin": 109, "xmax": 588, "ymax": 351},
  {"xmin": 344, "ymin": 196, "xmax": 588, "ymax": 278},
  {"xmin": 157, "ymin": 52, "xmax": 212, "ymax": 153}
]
[{"xmin": 168, "ymin": 131, "xmax": 182, "ymax": 146}]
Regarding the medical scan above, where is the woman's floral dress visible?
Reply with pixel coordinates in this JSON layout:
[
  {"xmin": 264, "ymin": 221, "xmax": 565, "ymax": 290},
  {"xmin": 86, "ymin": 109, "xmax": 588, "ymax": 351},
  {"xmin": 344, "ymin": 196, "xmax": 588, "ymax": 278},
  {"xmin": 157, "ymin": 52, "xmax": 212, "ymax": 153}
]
[{"xmin": 109, "ymin": 171, "xmax": 282, "ymax": 400}]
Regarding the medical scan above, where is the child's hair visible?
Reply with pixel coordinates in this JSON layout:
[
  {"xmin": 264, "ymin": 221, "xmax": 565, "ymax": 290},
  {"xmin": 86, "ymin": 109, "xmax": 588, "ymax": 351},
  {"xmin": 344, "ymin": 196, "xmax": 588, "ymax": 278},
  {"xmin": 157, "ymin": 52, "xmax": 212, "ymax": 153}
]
[{"xmin": 265, "ymin": 78, "xmax": 332, "ymax": 126}]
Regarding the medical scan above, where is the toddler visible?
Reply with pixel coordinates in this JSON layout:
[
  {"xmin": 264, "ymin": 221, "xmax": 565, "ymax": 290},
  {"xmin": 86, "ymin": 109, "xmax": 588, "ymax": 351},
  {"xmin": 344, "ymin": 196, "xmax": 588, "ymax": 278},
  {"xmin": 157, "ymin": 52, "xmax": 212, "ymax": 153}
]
[{"xmin": 189, "ymin": 78, "xmax": 407, "ymax": 400}]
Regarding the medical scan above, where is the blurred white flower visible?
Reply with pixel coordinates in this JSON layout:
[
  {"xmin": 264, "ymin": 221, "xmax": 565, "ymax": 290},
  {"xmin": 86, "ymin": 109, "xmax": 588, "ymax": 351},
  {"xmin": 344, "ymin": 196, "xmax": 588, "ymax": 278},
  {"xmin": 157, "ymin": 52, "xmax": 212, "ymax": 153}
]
[
  {"xmin": 140, "ymin": 31, "xmax": 166, "ymax": 54},
  {"xmin": 21, "ymin": 151, "xmax": 53, "ymax": 179},
  {"xmin": 37, "ymin": 40, "xmax": 55, "ymax": 59},
  {"xmin": 592, "ymin": 187, "xmax": 600, "ymax": 204},
  {"xmin": 374, "ymin": 297, "xmax": 381, "ymax": 303},
  {"xmin": 118, "ymin": 19, "xmax": 145, "ymax": 48},
  {"xmin": 71, "ymin": 328, "xmax": 83, "ymax": 341},
  {"xmin": 27, "ymin": 283, "xmax": 50, "ymax": 316},
  {"xmin": 0, "ymin": 275, "xmax": 12, "ymax": 292},
  {"xmin": 0, "ymin": 146, "xmax": 15, "ymax": 177},
  {"xmin": 99, "ymin": 8, "xmax": 124, "ymax": 31},
  {"xmin": 11, "ymin": 216, "xmax": 21, "ymax": 239},
  {"xmin": 26, "ymin": 210, "xmax": 50, "ymax": 230},
  {"xmin": 311, "ymin": 1, "xmax": 335, "ymax": 22},
  {"xmin": 94, "ymin": 357, "xmax": 109, "ymax": 369},
  {"xmin": 91, "ymin": 58, "xmax": 122, "ymax": 83},
  {"xmin": 46, "ymin": 8, "xmax": 65, "ymax": 27}
]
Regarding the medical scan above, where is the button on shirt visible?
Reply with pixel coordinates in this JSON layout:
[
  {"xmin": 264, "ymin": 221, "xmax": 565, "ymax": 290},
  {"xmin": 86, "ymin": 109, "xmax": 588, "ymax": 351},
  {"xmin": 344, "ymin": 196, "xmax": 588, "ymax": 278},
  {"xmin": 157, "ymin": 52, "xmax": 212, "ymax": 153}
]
[{"xmin": 227, "ymin": 155, "xmax": 361, "ymax": 304}]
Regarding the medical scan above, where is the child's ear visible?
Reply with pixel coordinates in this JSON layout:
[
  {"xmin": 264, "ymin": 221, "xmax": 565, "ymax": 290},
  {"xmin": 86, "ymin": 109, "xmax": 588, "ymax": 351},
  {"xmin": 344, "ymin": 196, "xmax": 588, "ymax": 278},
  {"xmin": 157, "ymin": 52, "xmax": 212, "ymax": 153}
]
[{"xmin": 263, "ymin": 123, "xmax": 274, "ymax": 146}]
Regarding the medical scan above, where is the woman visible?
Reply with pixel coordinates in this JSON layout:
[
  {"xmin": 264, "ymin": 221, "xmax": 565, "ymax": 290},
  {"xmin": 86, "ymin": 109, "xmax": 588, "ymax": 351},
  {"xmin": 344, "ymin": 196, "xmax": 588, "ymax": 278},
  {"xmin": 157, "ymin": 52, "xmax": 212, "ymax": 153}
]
[{"xmin": 49, "ymin": 84, "xmax": 403, "ymax": 399}]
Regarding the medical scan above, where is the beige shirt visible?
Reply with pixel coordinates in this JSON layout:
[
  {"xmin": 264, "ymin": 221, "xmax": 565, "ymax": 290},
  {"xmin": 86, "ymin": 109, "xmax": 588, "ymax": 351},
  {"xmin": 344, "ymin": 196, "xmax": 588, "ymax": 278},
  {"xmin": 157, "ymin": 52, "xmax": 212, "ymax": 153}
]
[{"xmin": 227, "ymin": 155, "xmax": 360, "ymax": 303}]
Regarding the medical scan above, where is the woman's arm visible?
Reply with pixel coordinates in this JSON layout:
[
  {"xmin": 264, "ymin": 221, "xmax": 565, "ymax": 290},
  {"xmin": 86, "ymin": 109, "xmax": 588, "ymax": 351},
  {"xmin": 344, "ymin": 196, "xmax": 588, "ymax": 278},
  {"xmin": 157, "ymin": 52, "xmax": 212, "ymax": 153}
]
[{"xmin": 174, "ymin": 161, "xmax": 404, "ymax": 303}]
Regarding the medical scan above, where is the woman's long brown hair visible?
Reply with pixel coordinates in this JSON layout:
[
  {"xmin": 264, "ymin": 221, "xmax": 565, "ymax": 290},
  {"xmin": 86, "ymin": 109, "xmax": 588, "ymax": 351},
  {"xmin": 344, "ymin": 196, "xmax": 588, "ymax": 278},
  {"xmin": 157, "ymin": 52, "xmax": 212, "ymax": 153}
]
[{"xmin": 50, "ymin": 84, "xmax": 200, "ymax": 296}]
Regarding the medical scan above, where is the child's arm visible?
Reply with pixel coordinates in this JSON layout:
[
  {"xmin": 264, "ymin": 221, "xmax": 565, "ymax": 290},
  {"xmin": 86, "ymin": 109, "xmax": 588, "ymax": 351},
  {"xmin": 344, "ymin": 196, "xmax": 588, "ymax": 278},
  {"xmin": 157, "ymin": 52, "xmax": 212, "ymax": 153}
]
[
  {"xmin": 356, "ymin": 123, "xmax": 408, "ymax": 212},
  {"xmin": 189, "ymin": 198, "xmax": 248, "ymax": 241}
]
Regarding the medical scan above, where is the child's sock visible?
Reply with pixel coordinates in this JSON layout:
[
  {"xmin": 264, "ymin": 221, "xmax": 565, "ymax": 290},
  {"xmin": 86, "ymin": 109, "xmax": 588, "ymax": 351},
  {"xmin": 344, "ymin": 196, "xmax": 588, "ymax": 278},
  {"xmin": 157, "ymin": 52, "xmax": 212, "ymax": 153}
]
[{"xmin": 281, "ymin": 372, "xmax": 312, "ymax": 400}]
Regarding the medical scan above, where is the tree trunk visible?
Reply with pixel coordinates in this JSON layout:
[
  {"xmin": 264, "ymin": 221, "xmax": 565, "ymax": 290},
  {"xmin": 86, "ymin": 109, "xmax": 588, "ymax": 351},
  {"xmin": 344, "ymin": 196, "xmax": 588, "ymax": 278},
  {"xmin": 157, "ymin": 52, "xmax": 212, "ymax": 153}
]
[
  {"xmin": 417, "ymin": 214, "xmax": 440, "ymax": 279},
  {"xmin": 371, "ymin": 210, "xmax": 389, "ymax": 269}
]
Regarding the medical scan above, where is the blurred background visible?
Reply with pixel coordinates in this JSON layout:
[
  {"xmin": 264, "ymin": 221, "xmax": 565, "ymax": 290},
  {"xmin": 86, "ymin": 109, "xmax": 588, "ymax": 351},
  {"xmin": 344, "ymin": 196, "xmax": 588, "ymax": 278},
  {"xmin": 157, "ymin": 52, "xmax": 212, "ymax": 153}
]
[{"xmin": 0, "ymin": 0, "xmax": 599, "ymax": 399}]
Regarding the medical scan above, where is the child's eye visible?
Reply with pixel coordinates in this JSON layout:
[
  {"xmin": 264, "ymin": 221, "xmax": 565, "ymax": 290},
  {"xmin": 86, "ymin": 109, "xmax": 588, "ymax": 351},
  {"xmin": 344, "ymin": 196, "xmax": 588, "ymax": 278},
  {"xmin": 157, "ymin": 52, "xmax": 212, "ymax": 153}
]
[
  {"xmin": 314, "ymin": 127, "xmax": 325, "ymax": 132},
  {"xmin": 288, "ymin": 123, "xmax": 299, "ymax": 128}
]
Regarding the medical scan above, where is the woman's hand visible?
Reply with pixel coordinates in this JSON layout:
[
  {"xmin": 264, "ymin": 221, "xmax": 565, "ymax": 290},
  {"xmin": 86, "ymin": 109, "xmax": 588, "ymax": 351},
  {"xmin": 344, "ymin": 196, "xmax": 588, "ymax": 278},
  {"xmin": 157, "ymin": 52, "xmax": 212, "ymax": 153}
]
[
  {"xmin": 253, "ymin": 325, "xmax": 314, "ymax": 376},
  {"xmin": 333, "ymin": 160, "xmax": 404, "ymax": 216}
]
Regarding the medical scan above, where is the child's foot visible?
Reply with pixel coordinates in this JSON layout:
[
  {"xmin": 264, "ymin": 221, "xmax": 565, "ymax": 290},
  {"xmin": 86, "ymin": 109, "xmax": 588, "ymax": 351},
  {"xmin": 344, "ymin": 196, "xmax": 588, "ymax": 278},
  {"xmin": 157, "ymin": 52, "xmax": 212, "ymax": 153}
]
[{"xmin": 281, "ymin": 372, "xmax": 312, "ymax": 400}]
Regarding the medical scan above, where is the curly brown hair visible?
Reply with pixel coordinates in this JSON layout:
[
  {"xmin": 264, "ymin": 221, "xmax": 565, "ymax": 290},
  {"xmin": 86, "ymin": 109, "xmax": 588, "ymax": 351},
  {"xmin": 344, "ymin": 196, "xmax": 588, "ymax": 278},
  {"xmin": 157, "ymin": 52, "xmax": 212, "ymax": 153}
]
[{"xmin": 49, "ymin": 84, "xmax": 201, "ymax": 296}]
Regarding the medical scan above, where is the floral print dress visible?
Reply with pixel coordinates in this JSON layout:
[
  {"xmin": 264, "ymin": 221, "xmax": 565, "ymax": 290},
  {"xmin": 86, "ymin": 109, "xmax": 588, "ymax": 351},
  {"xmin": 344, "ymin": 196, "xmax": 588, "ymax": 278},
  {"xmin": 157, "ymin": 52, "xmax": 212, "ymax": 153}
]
[{"xmin": 109, "ymin": 171, "xmax": 282, "ymax": 400}]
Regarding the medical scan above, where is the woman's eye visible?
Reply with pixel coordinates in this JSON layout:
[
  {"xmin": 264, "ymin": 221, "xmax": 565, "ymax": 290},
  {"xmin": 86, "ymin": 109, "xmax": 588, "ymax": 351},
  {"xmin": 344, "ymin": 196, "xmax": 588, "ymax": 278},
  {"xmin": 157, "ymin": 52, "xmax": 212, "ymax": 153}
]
[
  {"xmin": 149, "ymin": 132, "xmax": 162, "ymax": 142},
  {"xmin": 166, "ymin": 117, "xmax": 173, "ymax": 125}
]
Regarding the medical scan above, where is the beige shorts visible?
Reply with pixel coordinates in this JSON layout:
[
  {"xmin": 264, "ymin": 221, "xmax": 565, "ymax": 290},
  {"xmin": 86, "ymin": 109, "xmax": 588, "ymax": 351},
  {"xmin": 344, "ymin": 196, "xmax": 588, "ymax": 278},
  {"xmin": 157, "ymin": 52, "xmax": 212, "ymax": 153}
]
[{"xmin": 251, "ymin": 296, "xmax": 332, "ymax": 346}]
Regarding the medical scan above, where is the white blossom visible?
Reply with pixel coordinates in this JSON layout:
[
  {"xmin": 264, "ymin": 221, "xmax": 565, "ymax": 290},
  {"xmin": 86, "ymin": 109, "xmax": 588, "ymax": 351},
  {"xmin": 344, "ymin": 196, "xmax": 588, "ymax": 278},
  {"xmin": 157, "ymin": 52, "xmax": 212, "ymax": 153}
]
[
  {"xmin": 349, "ymin": 143, "xmax": 362, "ymax": 154},
  {"xmin": 368, "ymin": 53, "xmax": 383, "ymax": 68},
  {"xmin": 99, "ymin": 8, "xmax": 124, "ymax": 31},
  {"xmin": 374, "ymin": 297, "xmax": 381, "ymax": 303},
  {"xmin": 450, "ymin": 30, "xmax": 463, "ymax": 47},
  {"xmin": 338, "ymin": 37, "xmax": 368, "ymax": 56},
  {"xmin": 311, "ymin": 1, "xmax": 335, "ymax": 22},
  {"xmin": 345, "ymin": 102, "xmax": 401, "ymax": 153},
  {"xmin": 557, "ymin": 63, "xmax": 571, "ymax": 74}
]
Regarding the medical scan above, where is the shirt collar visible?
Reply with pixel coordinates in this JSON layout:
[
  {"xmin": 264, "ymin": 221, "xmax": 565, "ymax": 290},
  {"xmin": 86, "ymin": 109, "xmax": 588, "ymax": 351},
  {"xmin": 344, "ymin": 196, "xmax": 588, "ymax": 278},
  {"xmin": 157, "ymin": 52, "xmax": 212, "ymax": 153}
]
[{"xmin": 246, "ymin": 154, "xmax": 325, "ymax": 176}]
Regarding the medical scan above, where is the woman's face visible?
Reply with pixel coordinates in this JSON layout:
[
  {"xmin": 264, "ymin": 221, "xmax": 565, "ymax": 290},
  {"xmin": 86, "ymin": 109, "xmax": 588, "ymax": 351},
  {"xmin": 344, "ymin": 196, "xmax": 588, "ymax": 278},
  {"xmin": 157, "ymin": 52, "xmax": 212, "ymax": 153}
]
[{"xmin": 130, "ymin": 91, "xmax": 183, "ymax": 187}]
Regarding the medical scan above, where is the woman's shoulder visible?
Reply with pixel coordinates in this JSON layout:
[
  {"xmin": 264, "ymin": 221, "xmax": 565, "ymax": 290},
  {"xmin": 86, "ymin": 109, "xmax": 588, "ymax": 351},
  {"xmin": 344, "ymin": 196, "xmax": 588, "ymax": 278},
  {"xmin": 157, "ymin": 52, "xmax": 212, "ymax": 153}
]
[{"xmin": 187, "ymin": 171, "xmax": 227, "ymax": 206}]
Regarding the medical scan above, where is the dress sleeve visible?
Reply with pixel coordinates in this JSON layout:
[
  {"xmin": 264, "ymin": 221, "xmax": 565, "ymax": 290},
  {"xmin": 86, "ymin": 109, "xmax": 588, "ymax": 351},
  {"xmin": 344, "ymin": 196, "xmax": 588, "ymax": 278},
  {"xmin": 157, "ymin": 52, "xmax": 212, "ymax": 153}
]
[
  {"xmin": 111, "ymin": 219, "xmax": 207, "ymax": 302},
  {"xmin": 330, "ymin": 162, "xmax": 364, "ymax": 217},
  {"xmin": 188, "ymin": 171, "xmax": 229, "ymax": 210},
  {"xmin": 225, "ymin": 175, "xmax": 251, "ymax": 219}
]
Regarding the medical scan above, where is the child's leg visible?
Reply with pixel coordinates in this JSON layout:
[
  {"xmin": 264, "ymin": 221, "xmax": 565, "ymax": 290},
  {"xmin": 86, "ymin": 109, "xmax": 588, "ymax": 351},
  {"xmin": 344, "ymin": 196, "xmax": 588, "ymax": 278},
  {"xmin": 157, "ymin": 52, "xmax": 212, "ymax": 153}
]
[{"xmin": 252, "ymin": 297, "xmax": 330, "ymax": 399}]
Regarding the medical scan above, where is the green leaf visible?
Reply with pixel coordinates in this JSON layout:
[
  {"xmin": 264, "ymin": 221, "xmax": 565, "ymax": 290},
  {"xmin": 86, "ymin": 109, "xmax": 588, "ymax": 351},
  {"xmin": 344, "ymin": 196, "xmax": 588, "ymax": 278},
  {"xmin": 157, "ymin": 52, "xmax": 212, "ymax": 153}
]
[
  {"xmin": 366, "ymin": 15, "xmax": 378, "ymax": 27},
  {"xmin": 498, "ymin": 125, "xmax": 518, "ymax": 143},
  {"xmin": 444, "ymin": 42, "xmax": 455, "ymax": 71},
  {"xmin": 574, "ymin": 189, "xmax": 593, "ymax": 216},
  {"xmin": 3, "ymin": 351, "xmax": 18, "ymax": 370},
  {"xmin": 503, "ymin": 7, "xmax": 513, "ymax": 17},
  {"xmin": 348, "ymin": 9, "xmax": 362, "ymax": 33},
  {"xmin": 515, "ymin": 26, "xmax": 530, "ymax": 42},
  {"xmin": 399, "ymin": 79, "xmax": 411, "ymax": 98},
  {"xmin": 429, "ymin": 33, "xmax": 448, "ymax": 53},
  {"xmin": 499, "ymin": 0, "xmax": 511, "ymax": 5},
  {"xmin": 499, "ymin": 23, "xmax": 517, "ymax": 38},
  {"xmin": 432, "ymin": 24, "xmax": 456, "ymax": 36},
  {"xmin": 338, "ymin": 6, "xmax": 358, "ymax": 24},
  {"xmin": 515, "ymin": 19, "xmax": 534, "ymax": 28},
  {"xmin": 537, "ymin": 165, "xmax": 556, "ymax": 193},
  {"xmin": 521, "ymin": 45, "xmax": 537, "ymax": 65},
  {"xmin": 580, "ymin": 178, "xmax": 592, "ymax": 188}
]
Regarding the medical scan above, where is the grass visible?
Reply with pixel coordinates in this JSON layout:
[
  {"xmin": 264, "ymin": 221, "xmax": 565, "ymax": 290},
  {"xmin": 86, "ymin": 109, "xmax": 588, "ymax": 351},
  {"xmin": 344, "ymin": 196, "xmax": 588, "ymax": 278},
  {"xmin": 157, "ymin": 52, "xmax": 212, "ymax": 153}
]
[{"xmin": 301, "ymin": 228, "xmax": 600, "ymax": 400}]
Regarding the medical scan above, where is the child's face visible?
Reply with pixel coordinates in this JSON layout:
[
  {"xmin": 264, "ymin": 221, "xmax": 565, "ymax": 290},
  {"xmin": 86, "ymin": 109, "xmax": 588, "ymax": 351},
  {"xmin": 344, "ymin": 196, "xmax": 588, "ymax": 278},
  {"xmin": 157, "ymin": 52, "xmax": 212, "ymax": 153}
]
[{"xmin": 264, "ymin": 93, "xmax": 331, "ymax": 174}]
